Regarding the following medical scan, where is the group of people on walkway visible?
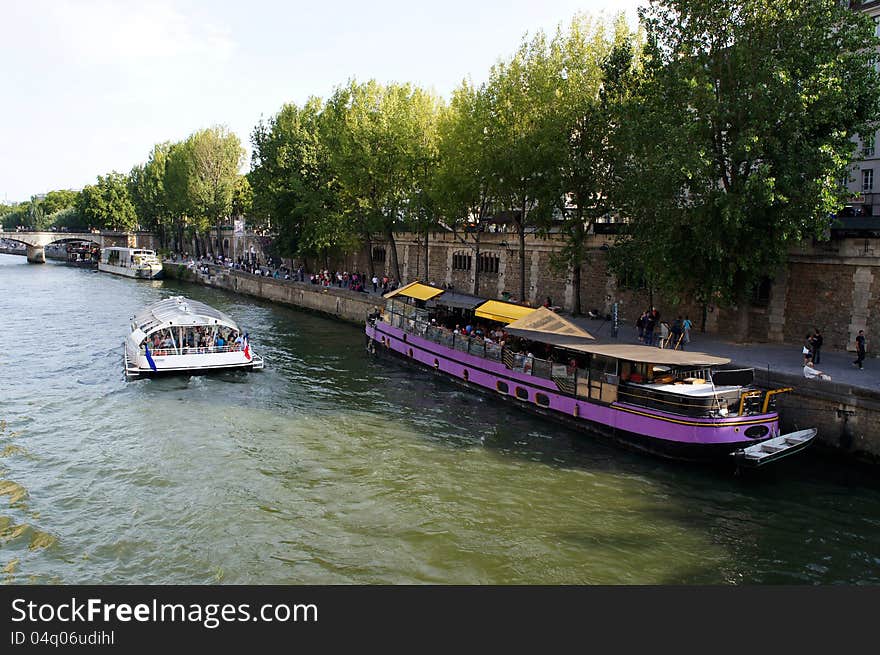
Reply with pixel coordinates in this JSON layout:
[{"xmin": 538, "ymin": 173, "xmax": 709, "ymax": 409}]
[
  {"xmin": 801, "ymin": 327, "xmax": 869, "ymax": 380},
  {"xmin": 636, "ymin": 308, "xmax": 692, "ymax": 350}
]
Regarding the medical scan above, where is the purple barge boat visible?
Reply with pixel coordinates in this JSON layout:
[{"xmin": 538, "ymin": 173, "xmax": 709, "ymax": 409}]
[{"xmin": 365, "ymin": 282, "xmax": 817, "ymax": 467}]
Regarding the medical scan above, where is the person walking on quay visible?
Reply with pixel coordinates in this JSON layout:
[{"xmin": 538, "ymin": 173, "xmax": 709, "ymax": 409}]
[
  {"xmin": 810, "ymin": 328, "xmax": 824, "ymax": 365},
  {"xmin": 853, "ymin": 329, "xmax": 867, "ymax": 370},
  {"xmin": 682, "ymin": 315, "xmax": 692, "ymax": 345}
]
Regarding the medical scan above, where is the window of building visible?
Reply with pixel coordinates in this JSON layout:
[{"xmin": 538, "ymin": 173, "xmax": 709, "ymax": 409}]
[
  {"xmin": 452, "ymin": 252, "xmax": 472, "ymax": 271},
  {"xmin": 751, "ymin": 276, "xmax": 773, "ymax": 306},
  {"xmin": 478, "ymin": 253, "xmax": 500, "ymax": 274},
  {"xmin": 863, "ymin": 134, "xmax": 875, "ymax": 158},
  {"xmin": 863, "ymin": 169, "xmax": 874, "ymax": 192},
  {"xmin": 372, "ymin": 247, "xmax": 386, "ymax": 263}
]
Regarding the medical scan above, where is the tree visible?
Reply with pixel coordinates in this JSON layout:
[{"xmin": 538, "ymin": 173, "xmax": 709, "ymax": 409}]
[
  {"xmin": 187, "ymin": 126, "xmax": 245, "ymax": 258},
  {"xmin": 544, "ymin": 14, "xmax": 640, "ymax": 315},
  {"xmin": 485, "ymin": 32, "xmax": 565, "ymax": 303},
  {"xmin": 76, "ymin": 172, "xmax": 136, "ymax": 230},
  {"xmin": 324, "ymin": 79, "xmax": 442, "ymax": 282},
  {"xmin": 611, "ymin": 0, "xmax": 880, "ymax": 331},
  {"xmin": 130, "ymin": 143, "xmax": 173, "ymax": 248},
  {"xmin": 164, "ymin": 140, "xmax": 197, "ymax": 254},
  {"xmin": 250, "ymin": 98, "xmax": 346, "ymax": 262},
  {"xmin": 434, "ymin": 80, "xmax": 499, "ymax": 295},
  {"xmin": 41, "ymin": 190, "xmax": 78, "ymax": 216}
]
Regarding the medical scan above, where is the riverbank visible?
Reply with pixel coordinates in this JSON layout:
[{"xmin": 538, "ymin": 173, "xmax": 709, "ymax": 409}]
[
  {"xmin": 163, "ymin": 261, "xmax": 379, "ymax": 323},
  {"xmin": 162, "ymin": 261, "xmax": 880, "ymax": 466}
]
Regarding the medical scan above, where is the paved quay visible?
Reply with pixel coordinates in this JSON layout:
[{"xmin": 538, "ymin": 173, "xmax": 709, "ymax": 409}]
[{"xmin": 572, "ymin": 315, "xmax": 879, "ymax": 392}]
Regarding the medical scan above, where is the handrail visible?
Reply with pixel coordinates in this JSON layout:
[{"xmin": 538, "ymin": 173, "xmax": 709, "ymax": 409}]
[
  {"xmin": 738, "ymin": 390, "xmax": 763, "ymax": 416},
  {"xmin": 762, "ymin": 387, "xmax": 793, "ymax": 414},
  {"xmin": 146, "ymin": 345, "xmax": 244, "ymax": 356}
]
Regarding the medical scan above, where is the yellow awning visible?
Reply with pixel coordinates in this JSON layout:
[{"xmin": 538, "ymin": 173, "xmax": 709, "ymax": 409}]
[
  {"xmin": 383, "ymin": 281, "xmax": 444, "ymax": 301},
  {"xmin": 475, "ymin": 300, "xmax": 536, "ymax": 324}
]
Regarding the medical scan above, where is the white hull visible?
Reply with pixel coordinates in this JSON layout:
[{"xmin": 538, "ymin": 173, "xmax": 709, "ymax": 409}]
[
  {"xmin": 125, "ymin": 348, "xmax": 263, "ymax": 377},
  {"xmin": 99, "ymin": 262, "xmax": 163, "ymax": 279}
]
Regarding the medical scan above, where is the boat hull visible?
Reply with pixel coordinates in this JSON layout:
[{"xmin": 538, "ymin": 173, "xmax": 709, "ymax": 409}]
[
  {"xmin": 99, "ymin": 262, "xmax": 163, "ymax": 279},
  {"xmin": 124, "ymin": 349, "xmax": 264, "ymax": 378},
  {"xmin": 366, "ymin": 321, "xmax": 781, "ymax": 463}
]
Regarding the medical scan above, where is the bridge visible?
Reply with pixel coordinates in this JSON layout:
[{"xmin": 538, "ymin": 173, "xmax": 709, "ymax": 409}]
[{"xmin": 0, "ymin": 230, "xmax": 157, "ymax": 263}]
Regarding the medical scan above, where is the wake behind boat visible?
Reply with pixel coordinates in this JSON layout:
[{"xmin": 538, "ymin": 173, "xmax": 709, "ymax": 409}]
[{"xmin": 124, "ymin": 295, "xmax": 264, "ymax": 378}]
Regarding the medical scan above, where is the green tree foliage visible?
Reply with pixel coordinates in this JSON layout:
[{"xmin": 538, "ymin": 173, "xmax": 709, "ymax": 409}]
[
  {"xmin": 484, "ymin": 32, "xmax": 568, "ymax": 302},
  {"xmin": 48, "ymin": 206, "xmax": 84, "ymax": 231},
  {"xmin": 41, "ymin": 190, "xmax": 78, "ymax": 216},
  {"xmin": 611, "ymin": 0, "xmax": 880, "ymax": 318},
  {"xmin": 1, "ymin": 204, "xmax": 29, "ymax": 230},
  {"xmin": 250, "ymin": 98, "xmax": 345, "ymax": 260},
  {"xmin": 187, "ymin": 126, "xmax": 245, "ymax": 257},
  {"xmin": 163, "ymin": 140, "xmax": 195, "ymax": 251},
  {"xmin": 0, "ymin": 191, "xmax": 78, "ymax": 230},
  {"xmin": 75, "ymin": 172, "xmax": 137, "ymax": 231},
  {"xmin": 324, "ymin": 80, "xmax": 441, "ymax": 281},
  {"xmin": 130, "ymin": 143, "xmax": 173, "ymax": 247},
  {"xmin": 433, "ymin": 81, "xmax": 498, "ymax": 294},
  {"xmin": 232, "ymin": 175, "xmax": 253, "ymax": 219},
  {"xmin": 541, "ymin": 15, "xmax": 640, "ymax": 315}
]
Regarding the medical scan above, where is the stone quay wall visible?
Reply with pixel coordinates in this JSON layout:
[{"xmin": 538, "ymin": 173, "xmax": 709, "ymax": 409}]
[
  {"xmin": 323, "ymin": 231, "xmax": 880, "ymax": 352},
  {"xmin": 163, "ymin": 263, "xmax": 378, "ymax": 325},
  {"xmin": 163, "ymin": 261, "xmax": 880, "ymax": 465},
  {"xmin": 754, "ymin": 370, "xmax": 880, "ymax": 465}
]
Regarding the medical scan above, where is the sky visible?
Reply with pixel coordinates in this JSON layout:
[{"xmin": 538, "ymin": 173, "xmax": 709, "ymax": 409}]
[{"xmin": 0, "ymin": 0, "xmax": 644, "ymax": 204}]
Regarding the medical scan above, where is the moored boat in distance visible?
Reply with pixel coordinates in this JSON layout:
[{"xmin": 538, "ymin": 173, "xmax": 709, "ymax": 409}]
[
  {"xmin": 365, "ymin": 282, "xmax": 817, "ymax": 467},
  {"xmin": 99, "ymin": 246, "xmax": 163, "ymax": 279},
  {"xmin": 125, "ymin": 295, "xmax": 264, "ymax": 378}
]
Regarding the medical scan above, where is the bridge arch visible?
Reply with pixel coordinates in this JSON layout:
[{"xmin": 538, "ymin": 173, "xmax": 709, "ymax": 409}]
[{"xmin": 0, "ymin": 230, "xmax": 154, "ymax": 264}]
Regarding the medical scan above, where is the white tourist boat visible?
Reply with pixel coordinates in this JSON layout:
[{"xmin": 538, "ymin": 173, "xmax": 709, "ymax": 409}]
[
  {"xmin": 124, "ymin": 295, "xmax": 264, "ymax": 377},
  {"xmin": 99, "ymin": 246, "xmax": 163, "ymax": 279}
]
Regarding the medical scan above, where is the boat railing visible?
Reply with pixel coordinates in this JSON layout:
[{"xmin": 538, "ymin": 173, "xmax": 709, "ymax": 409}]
[
  {"xmin": 145, "ymin": 345, "xmax": 244, "ymax": 356},
  {"xmin": 381, "ymin": 311, "xmax": 617, "ymax": 400}
]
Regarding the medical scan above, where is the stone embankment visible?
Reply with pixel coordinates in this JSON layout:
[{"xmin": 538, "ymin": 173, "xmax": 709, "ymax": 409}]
[
  {"xmin": 163, "ymin": 262, "xmax": 880, "ymax": 466},
  {"xmin": 162, "ymin": 262, "xmax": 378, "ymax": 324}
]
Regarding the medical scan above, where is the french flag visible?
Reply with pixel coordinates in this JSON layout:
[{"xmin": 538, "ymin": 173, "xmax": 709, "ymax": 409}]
[
  {"xmin": 144, "ymin": 343, "xmax": 158, "ymax": 371},
  {"xmin": 243, "ymin": 333, "xmax": 251, "ymax": 361}
]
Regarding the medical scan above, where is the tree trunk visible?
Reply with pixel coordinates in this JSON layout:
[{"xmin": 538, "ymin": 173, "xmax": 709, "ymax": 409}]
[
  {"xmin": 517, "ymin": 211, "xmax": 526, "ymax": 303},
  {"xmin": 572, "ymin": 264, "xmax": 582, "ymax": 316},
  {"xmin": 701, "ymin": 303, "xmax": 708, "ymax": 333},
  {"xmin": 364, "ymin": 234, "xmax": 375, "ymax": 278},
  {"xmin": 734, "ymin": 290, "xmax": 750, "ymax": 342},
  {"xmin": 423, "ymin": 226, "xmax": 429, "ymax": 281},
  {"xmin": 216, "ymin": 219, "xmax": 224, "ymax": 258},
  {"xmin": 385, "ymin": 226, "xmax": 401, "ymax": 283},
  {"xmin": 473, "ymin": 231, "xmax": 482, "ymax": 297}
]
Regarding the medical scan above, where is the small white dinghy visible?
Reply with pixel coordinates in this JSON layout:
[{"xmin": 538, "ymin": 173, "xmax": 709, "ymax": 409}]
[{"xmin": 732, "ymin": 428, "xmax": 818, "ymax": 468}]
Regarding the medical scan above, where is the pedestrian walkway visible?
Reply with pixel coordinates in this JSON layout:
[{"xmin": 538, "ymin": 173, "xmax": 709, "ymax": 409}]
[{"xmin": 570, "ymin": 315, "xmax": 879, "ymax": 392}]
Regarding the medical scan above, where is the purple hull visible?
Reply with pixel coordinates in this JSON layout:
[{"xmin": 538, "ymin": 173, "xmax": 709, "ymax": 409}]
[{"xmin": 366, "ymin": 322, "xmax": 779, "ymax": 460}]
